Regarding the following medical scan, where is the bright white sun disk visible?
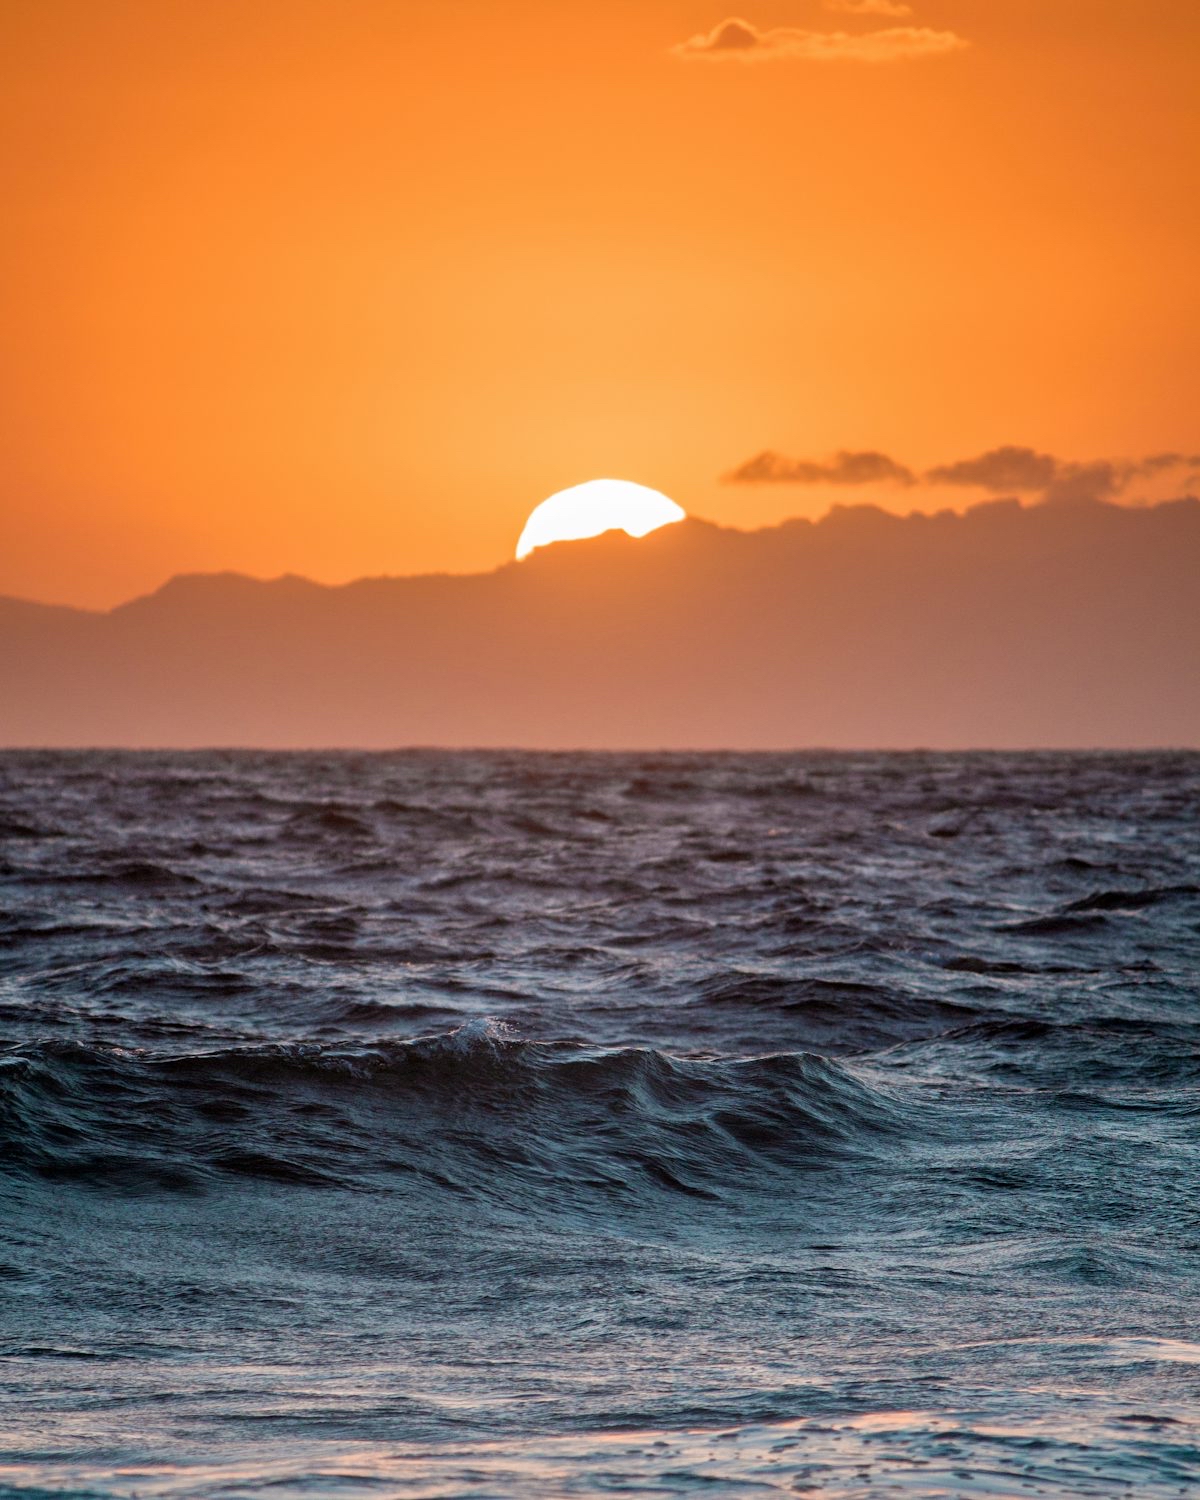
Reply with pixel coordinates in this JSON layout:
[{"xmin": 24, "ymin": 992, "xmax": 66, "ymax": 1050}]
[{"xmin": 516, "ymin": 479, "xmax": 686, "ymax": 560}]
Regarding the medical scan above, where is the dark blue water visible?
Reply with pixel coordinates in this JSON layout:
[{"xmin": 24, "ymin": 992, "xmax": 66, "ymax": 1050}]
[{"xmin": 1, "ymin": 751, "xmax": 1198, "ymax": 1497}]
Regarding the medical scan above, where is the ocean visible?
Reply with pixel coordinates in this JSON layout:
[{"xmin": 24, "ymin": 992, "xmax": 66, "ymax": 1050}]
[{"xmin": 1, "ymin": 749, "xmax": 1197, "ymax": 1497}]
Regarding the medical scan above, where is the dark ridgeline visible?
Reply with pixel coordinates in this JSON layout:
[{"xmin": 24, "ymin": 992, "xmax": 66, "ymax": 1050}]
[{"xmin": 1, "ymin": 496, "xmax": 1197, "ymax": 748}]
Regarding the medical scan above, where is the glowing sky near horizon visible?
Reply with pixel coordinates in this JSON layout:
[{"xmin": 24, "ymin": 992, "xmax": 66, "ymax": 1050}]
[{"xmin": 0, "ymin": 1, "xmax": 1197, "ymax": 607}]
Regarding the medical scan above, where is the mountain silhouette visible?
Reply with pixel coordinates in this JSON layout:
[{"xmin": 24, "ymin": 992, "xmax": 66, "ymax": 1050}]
[{"xmin": 2, "ymin": 499, "xmax": 1197, "ymax": 747}]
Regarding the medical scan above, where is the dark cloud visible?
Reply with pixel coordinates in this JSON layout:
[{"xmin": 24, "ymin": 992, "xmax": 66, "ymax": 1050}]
[
  {"xmin": 671, "ymin": 18, "xmax": 967, "ymax": 63},
  {"xmin": 725, "ymin": 445, "xmax": 1200, "ymax": 506},
  {"xmin": 727, "ymin": 450, "xmax": 917, "ymax": 485},
  {"xmin": 675, "ymin": 17, "xmax": 760, "ymax": 55},
  {"xmin": 926, "ymin": 446, "xmax": 1059, "ymax": 493},
  {"xmin": 928, "ymin": 447, "xmax": 1200, "ymax": 506},
  {"xmin": 1131, "ymin": 452, "xmax": 1200, "ymax": 477}
]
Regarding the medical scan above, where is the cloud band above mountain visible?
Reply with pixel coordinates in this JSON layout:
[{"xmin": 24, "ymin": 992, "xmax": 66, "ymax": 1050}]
[
  {"xmin": 728, "ymin": 450, "xmax": 916, "ymax": 485},
  {"xmin": 727, "ymin": 445, "xmax": 1200, "ymax": 505}
]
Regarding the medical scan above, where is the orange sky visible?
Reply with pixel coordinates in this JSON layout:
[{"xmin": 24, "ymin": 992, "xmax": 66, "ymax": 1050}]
[{"xmin": 2, "ymin": 0, "xmax": 1197, "ymax": 607}]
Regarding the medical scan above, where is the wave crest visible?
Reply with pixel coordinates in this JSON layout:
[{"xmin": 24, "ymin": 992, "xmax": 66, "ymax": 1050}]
[{"xmin": 0, "ymin": 1026, "xmax": 913, "ymax": 1207}]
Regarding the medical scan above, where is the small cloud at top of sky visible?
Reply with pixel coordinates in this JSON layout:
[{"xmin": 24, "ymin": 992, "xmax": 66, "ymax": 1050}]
[
  {"xmin": 670, "ymin": 16, "xmax": 967, "ymax": 63},
  {"xmin": 824, "ymin": 0, "xmax": 914, "ymax": 16}
]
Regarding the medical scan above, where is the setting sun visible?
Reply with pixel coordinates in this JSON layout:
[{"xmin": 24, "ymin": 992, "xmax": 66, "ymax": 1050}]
[{"xmin": 515, "ymin": 480, "xmax": 686, "ymax": 560}]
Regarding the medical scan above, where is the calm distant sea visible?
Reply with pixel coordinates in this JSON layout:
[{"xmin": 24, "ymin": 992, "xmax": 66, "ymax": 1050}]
[{"xmin": 1, "ymin": 750, "xmax": 1198, "ymax": 1497}]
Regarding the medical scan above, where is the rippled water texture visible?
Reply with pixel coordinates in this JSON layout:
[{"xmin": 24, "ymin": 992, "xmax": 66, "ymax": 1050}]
[{"xmin": 1, "ymin": 750, "xmax": 1198, "ymax": 1497}]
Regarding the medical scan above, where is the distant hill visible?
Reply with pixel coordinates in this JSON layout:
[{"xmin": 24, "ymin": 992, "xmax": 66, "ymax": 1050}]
[{"xmin": 1, "ymin": 499, "xmax": 1197, "ymax": 748}]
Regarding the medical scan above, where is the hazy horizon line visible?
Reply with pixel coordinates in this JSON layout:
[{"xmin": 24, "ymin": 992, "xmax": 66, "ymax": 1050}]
[{"xmin": 2, "ymin": 743, "xmax": 1196, "ymax": 757}]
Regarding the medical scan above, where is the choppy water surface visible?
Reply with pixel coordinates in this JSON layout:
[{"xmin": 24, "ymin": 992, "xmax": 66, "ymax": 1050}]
[{"xmin": 1, "ymin": 750, "xmax": 1198, "ymax": 1498}]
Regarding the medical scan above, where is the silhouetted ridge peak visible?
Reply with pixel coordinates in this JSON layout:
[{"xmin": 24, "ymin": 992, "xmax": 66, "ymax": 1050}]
[
  {"xmin": 113, "ymin": 571, "xmax": 330, "ymax": 618},
  {"xmin": 517, "ymin": 514, "xmax": 727, "ymax": 563},
  {"xmin": 0, "ymin": 594, "xmax": 98, "ymax": 623}
]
